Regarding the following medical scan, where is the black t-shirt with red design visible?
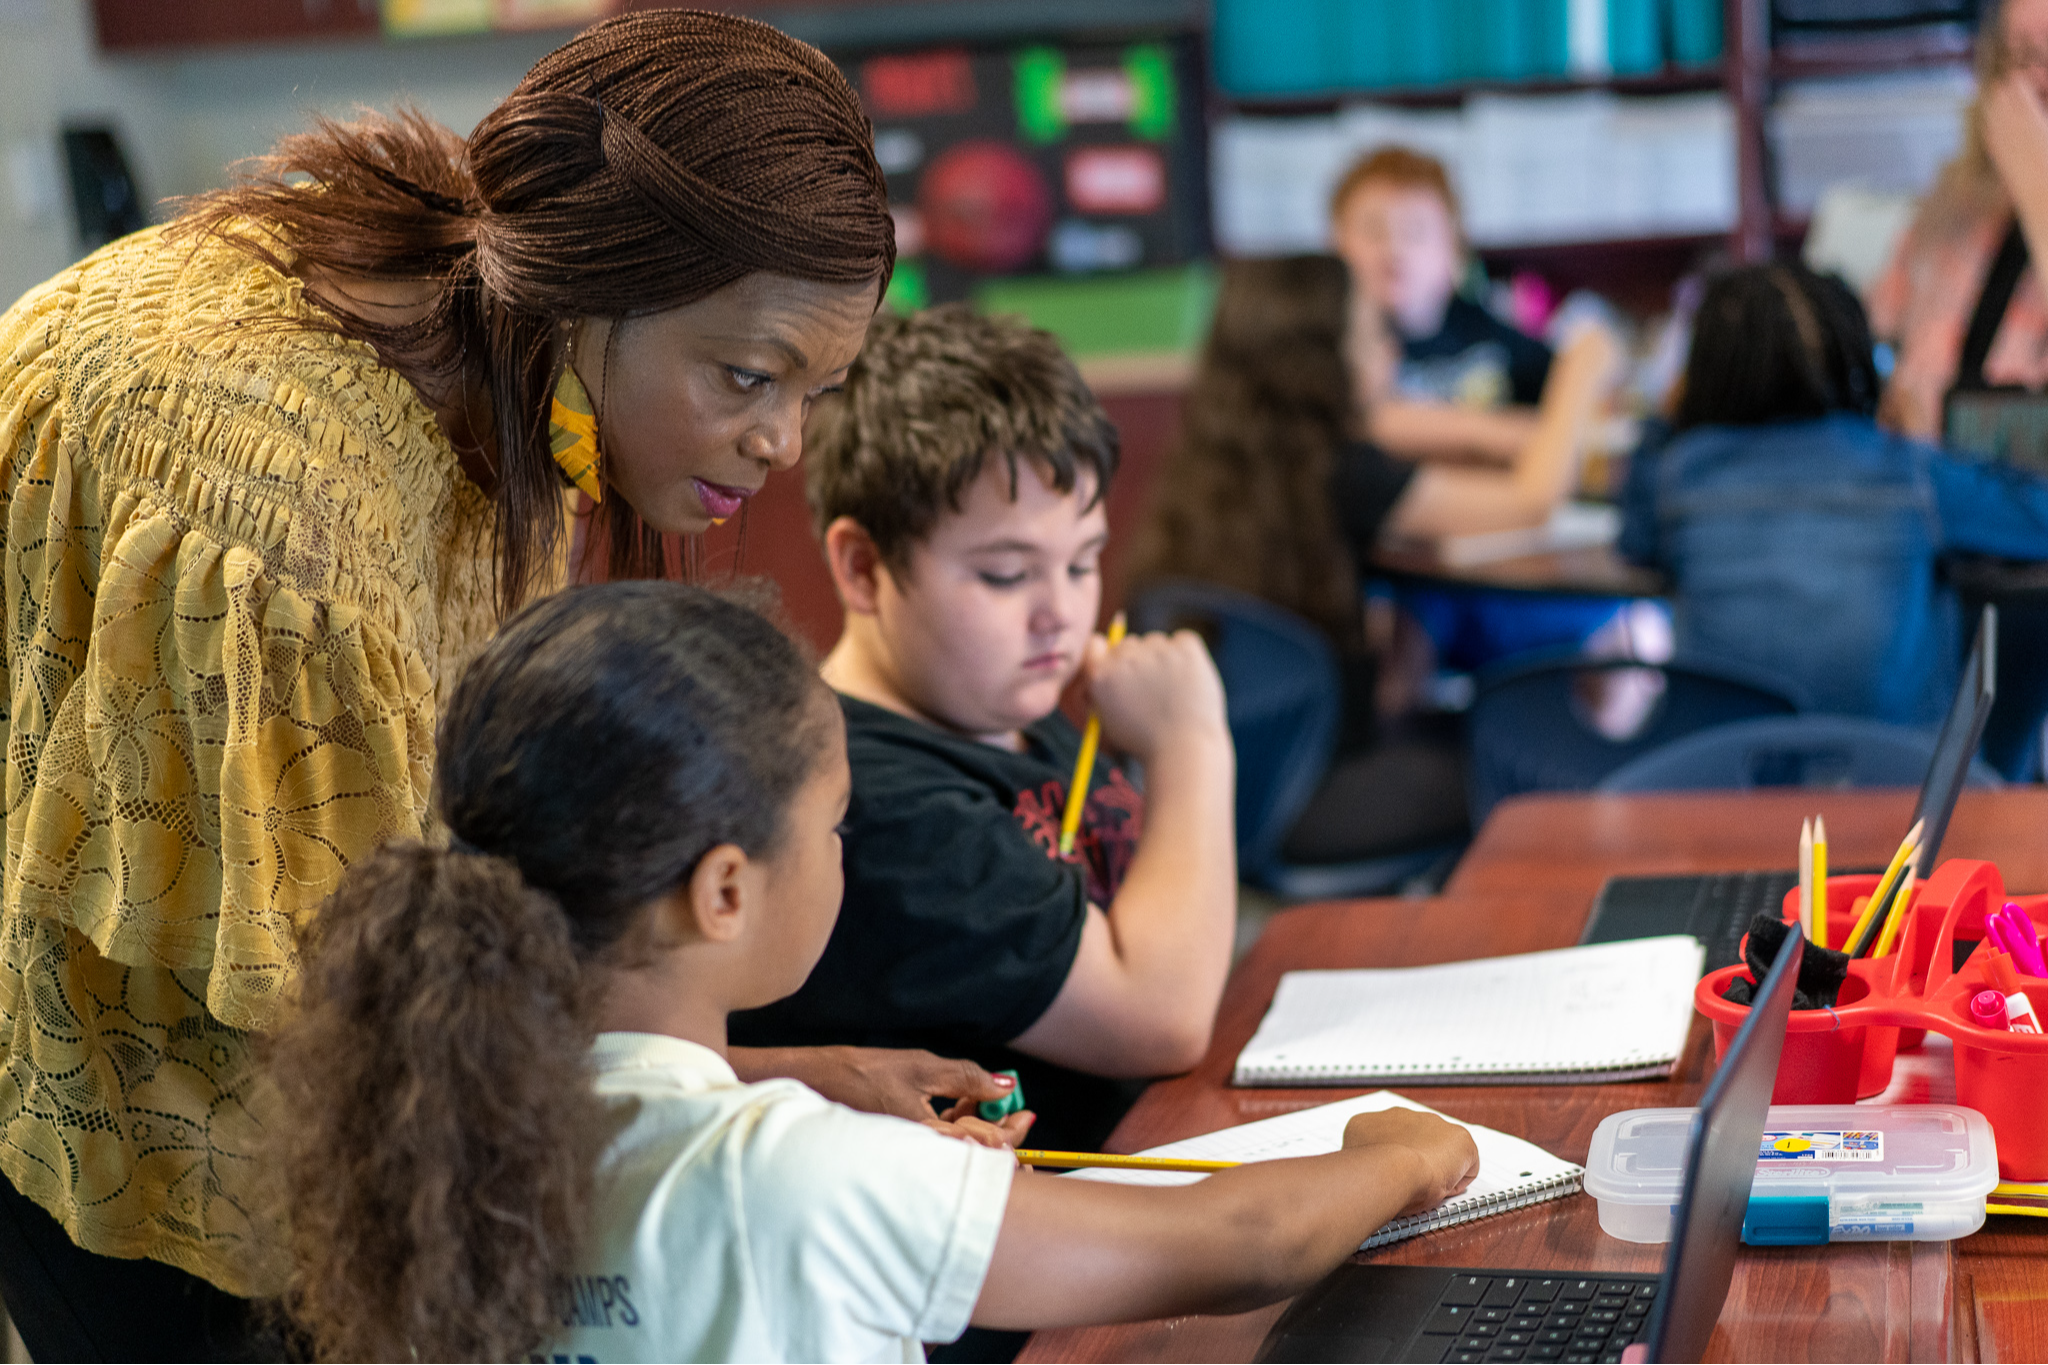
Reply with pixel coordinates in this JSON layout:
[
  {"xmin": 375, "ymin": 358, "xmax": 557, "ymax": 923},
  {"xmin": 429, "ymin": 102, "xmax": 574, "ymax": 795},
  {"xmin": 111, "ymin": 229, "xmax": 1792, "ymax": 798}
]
[{"xmin": 729, "ymin": 693, "xmax": 1149, "ymax": 1151}]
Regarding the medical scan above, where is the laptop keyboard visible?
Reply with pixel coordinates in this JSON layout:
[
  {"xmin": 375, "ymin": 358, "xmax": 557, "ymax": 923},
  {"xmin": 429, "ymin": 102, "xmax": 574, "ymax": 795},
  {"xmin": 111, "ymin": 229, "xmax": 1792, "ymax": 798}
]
[
  {"xmin": 1409, "ymin": 1273, "xmax": 1660, "ymax": 1364},
  {"xmin": 1687, "ymin": 871, "xmax": 1798, "ymax": 973},
  {"xmin": 1583, "ymin": 871, "xmax": 1798, "ymax": 972}
]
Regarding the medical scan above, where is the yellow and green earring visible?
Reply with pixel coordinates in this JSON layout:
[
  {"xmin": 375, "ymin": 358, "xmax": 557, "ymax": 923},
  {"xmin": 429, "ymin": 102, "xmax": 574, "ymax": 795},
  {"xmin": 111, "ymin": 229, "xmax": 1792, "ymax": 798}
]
[{"xmin": 549, "ymin": 362, "xmax": 604, "ymax": 503}]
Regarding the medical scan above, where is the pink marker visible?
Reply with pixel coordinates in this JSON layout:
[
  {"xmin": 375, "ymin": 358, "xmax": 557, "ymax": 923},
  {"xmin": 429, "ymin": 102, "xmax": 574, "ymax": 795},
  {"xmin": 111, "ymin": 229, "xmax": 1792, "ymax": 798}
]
[
  {"xmin": 1971, "ymin": 990, "xmax": 2011, "ymax": 1030},
  {"xmin": 2003, "ymin": 903, "xmax": 2047, "ymax": 977}
]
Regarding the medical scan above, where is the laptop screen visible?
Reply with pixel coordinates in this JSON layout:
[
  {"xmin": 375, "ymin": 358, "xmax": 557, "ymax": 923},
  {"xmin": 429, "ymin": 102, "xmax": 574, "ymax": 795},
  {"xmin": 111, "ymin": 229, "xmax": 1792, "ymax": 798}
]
[
  {"xmin": 1910, "ymin": 603, "xmax": 1997, "ymax": 879},
  {"xmin": 1642, "ymin": 921, "xmax": 1803, "ymax": 1363}
]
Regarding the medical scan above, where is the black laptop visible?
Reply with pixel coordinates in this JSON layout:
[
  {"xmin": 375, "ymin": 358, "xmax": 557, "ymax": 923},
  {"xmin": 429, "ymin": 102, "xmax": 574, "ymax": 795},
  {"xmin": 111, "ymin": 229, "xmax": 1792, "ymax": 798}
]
[
  {"xmin": 1579, "ymin": 604, "xmax": 1997, "ymax": 973},
  {"xmin": 1255, "ymin": 922, "xmax": 1805, "ymax": 1365}
]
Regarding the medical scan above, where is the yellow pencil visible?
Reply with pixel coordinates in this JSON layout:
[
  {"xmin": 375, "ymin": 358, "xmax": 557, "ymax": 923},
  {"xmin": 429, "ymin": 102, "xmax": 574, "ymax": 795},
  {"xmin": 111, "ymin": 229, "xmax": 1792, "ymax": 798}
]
[
  {"xmin": 1872, "ymin": 867, "xmax": 1918, "ymax": 959},
  {"xmin": 1846, "ymin": 820, "xmax": 1924, "ymax": 956},
  {"xmin": 1058, "ymin": 612, "xmax": 1126, "ymax": 856},
  {"xmin": 1798, "ymin": 818, "xmax": 1814, "ymax": 939},
  {"xmin": 1812, "ymin": 816, "xmax": 1829, "ymax": 950},
  {"xmin": 1015, "ymin": 1149, "xmax": 1239, "ymax": 1174}
]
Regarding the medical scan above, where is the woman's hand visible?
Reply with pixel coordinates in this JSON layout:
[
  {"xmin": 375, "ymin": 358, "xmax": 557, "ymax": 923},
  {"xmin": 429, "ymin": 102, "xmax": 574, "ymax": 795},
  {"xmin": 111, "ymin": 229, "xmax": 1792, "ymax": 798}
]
[{"xmin": 726, "ymin": 1045, "xmax": 1020, "ymax": 1121}]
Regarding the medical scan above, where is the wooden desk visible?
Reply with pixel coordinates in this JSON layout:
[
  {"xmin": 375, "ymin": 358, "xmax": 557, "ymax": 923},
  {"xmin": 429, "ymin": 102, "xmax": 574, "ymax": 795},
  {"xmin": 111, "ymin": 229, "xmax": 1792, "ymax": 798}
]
[
  {"xmin": 1022, "ymin": 790, "xmax": 2048, "ymax": 1364},
  {"xmin": 1371, "ymin": 542, "xmax": 1668, "ymax": 599},
  {"xmin": 1447, "ymin": 788, "xmax": 2048, "ymax": 907}
]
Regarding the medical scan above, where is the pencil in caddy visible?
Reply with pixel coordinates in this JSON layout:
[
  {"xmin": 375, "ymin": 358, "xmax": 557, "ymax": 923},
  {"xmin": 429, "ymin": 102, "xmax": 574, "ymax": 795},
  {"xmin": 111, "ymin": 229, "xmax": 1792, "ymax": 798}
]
[{"xmin": 1694, "ymin": 858, "xmax": 2048, "ymax": 1183}]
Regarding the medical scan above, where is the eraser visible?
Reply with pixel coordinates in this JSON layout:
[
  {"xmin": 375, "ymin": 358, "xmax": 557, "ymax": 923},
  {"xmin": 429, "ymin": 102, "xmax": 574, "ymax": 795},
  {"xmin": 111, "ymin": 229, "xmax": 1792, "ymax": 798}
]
[{"xmin": 977, "ymin": 1070, "xmax": 1025, "ymax": 1122}]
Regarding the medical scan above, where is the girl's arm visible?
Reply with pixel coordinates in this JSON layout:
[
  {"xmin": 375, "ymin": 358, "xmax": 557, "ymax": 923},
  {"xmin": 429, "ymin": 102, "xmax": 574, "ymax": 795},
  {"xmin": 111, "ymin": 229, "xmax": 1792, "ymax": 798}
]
[
  {"xmin": 1369, "ymin": 400, "xmax": 1541, "ymax": 465},
  {"xmin": 971, "ymin": 1107, "xmax": 1482, "ymax": 1328},
  {"xmin": 1387, "ymin": 326, "xmax": 1621, "ymax": 541}
]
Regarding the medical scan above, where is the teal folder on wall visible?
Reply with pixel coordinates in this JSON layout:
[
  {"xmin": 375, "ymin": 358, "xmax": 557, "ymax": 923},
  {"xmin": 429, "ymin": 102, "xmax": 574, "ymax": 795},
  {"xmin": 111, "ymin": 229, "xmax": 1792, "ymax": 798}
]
[
  {"xmin": 1215, "ymin": 0, "xmax": 1338, "ymax": 94},
  {"xmin": 1607, "ymin": 0, "xmax": 1664, "ymax": 74},
  {"xmin": 1335, "ymin": 0, "xmax": 1399, "ymax": 90},
  {"xmin": 1666, "ymin": 0, "xmax": 1724, "ymax": 65}
]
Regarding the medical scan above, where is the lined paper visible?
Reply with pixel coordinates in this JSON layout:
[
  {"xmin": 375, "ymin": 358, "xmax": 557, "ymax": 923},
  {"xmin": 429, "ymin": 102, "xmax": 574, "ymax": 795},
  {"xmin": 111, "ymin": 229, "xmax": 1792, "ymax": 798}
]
[
  {"xmin": 1068, "ymin": 1091, "xmax": 1584, "ymax": 1248},
  {"xmin": 1234, "ymin": 936, "xmax": 1704, "ymax": 1085}
]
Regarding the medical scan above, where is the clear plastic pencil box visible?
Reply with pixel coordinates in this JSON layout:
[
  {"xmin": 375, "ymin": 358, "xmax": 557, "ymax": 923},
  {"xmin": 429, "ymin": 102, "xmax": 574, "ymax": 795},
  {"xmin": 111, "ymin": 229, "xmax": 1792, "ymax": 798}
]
[{"xmin": 1583, "ymin": 1104, "xmax": 1998, "ymax": 1244}]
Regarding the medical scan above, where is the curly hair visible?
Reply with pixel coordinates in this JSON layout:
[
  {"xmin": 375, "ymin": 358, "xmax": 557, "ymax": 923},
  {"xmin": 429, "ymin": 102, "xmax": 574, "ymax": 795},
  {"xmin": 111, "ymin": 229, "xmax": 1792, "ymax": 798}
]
[
  {"xmin": 261, "ymin": 581, "xmax": 833, "ymax": 1362},
  {"xmin": 803, "ymin": 303, "xmax": 1120, "ymax": 568},
  {"xmin": 174, "ymin": 10, "xmax": 893, "ymax": 613},
  {"xmin": 1126, "ymin": 255, "xmax": 1364, "ymax": 644}
]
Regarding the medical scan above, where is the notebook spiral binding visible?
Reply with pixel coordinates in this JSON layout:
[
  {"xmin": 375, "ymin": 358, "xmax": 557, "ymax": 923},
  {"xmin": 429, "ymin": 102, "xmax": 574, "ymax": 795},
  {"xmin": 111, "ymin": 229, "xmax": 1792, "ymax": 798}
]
[{"xmin": 1360, "ymin": 1169, "xmax": 1587, "ymax": 1249}]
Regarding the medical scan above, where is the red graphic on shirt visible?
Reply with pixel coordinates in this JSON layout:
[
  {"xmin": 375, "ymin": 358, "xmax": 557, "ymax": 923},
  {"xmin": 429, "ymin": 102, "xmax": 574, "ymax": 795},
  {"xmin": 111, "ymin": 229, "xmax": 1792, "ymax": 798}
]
[{"xmin": 1012, "ymin": 767, "xmax": 1146, "ymax": 906}]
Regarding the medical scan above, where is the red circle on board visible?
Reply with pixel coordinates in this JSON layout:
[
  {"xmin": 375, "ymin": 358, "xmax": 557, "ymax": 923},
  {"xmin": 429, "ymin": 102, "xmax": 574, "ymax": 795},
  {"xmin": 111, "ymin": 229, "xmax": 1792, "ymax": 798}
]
[{"xmin": 917, "ymin": 140, "xmax": 1054, "ymax": 274}]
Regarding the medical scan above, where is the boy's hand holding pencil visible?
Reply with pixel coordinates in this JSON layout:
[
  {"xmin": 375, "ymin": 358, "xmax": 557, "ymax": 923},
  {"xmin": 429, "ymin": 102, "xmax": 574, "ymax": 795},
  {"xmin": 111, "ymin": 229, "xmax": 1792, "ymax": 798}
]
[{"xmin": 1078, "ymin": 620, "xmax": 1229, "ymax": 767}]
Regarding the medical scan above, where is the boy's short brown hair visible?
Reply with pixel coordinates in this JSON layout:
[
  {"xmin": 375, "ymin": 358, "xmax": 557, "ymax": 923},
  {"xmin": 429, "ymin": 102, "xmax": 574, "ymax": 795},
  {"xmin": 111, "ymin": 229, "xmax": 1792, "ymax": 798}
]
[
  {"xmin": 1329, "ymin": 145, "xmax": 1463, "ymax": 226},
  {"xmin": 805, "ymin": 303, "xmax": 1120, "ymax": 568}
]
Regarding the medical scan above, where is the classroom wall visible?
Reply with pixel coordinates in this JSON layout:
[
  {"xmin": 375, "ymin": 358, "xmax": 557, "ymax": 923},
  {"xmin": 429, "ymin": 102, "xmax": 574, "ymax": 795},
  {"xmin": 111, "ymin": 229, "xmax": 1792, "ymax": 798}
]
[
  {"xmin": 0, "ymin": 0, "xmax": 1200, "ymax": 309},
  {"xmin": 0, "ymin": 1, "xmax": 1197, "ymax": 651}
]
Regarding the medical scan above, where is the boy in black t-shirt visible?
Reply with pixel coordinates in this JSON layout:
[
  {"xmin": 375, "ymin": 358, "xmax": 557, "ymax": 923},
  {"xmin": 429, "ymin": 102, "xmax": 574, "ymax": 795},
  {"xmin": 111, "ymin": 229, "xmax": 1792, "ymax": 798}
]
[{"xmin": 729, "ymin": 306, "xmax": 1236, "ymax": 1153}]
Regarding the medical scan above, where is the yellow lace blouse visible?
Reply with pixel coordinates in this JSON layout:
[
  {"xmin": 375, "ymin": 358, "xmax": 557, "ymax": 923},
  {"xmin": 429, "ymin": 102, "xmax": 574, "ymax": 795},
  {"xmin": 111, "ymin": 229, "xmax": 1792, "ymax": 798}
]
[{"xmin": 0, "ymin": 226, "xmax": 510, "ymax": 1295}]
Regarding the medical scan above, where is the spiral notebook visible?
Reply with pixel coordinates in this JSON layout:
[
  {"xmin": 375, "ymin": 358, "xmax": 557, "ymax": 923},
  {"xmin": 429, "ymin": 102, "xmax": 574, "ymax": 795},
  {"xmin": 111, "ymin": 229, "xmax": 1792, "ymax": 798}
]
[
  {"xmin": 1067, "ymin": 1091, "xmax": 1583, "ymax": 1249},
  {"xmin": 1234, "ymin": 935, "xmax": 1705, "ymax": 1087}
]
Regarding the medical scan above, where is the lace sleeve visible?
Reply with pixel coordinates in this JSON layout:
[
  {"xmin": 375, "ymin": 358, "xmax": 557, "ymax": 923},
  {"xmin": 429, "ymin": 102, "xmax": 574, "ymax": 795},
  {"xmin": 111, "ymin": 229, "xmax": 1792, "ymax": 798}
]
[{"xmin": 9, "ymin": 483, "xmax": 437, "ymax": 1032}]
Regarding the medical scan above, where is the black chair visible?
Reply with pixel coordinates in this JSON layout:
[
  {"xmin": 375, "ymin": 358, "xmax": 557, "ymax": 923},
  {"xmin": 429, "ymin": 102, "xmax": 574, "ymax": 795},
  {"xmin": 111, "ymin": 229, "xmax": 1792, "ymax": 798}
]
[
  {"xmin": 1597, "ymin": 714, "xmax": 2004, "ymax": 792},
  {"xmin": 1127, "ymin": 580, "xmax": 1456, "ymax": 899},
  {"xmin": 1465, "ymin": 649, "xmax": 1805, "ymax": 825}
]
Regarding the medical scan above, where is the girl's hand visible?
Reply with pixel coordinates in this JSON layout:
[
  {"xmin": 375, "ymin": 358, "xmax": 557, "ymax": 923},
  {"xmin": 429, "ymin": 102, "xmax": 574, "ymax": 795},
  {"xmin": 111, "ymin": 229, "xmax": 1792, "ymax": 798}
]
[
  {"xmin": 923, "ymin": 1109, "xmax": 1035, "ymax": 1149},
  {"xmin": 1340, "ymin": 1108, "xmax": 1482, "ymax": 1214}
]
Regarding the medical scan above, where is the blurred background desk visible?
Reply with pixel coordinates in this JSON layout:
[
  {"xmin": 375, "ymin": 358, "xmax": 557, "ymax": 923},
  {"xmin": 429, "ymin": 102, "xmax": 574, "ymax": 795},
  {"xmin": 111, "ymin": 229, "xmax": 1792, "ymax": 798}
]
[
  {"xmin": 1447, "ymin": 787, "xmax": 2048, "ymax": 904},
  {"xmin": 1020, "ymin": 787, "xmax": 2048, "ymax": 1365},
  {"xmin": 1371, "ymin": 543, "xmax": 1670, "ymax": 599}
]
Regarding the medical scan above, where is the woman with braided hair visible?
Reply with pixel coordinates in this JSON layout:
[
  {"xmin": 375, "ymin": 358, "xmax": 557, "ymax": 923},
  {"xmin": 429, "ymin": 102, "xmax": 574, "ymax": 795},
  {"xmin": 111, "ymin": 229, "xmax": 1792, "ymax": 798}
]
[{"xmin": 0, "ymin": 11, "xmax": 1016, "ymax": 1357}]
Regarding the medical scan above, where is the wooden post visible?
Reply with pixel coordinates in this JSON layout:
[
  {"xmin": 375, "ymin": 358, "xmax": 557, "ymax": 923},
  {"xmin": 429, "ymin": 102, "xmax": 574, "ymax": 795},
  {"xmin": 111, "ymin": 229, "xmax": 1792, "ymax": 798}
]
[{"xmin": 1727, "ymin": 0, "xmax": 1775, "ymax": 262}]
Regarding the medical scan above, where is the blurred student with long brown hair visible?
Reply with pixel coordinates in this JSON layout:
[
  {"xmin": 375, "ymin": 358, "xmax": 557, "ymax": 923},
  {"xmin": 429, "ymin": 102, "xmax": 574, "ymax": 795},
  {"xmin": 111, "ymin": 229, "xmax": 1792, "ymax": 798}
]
[{"xmin": 1128, "ymin": 255, "xmax": 1616, "ymax": 864}]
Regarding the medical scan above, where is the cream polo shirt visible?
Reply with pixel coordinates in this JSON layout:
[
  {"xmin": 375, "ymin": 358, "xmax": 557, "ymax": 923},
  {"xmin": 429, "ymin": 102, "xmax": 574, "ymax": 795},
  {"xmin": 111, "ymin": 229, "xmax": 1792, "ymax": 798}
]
[{"xmin": 545, "ymin": 1032, "xmax": 1015, "ymax": 1364}]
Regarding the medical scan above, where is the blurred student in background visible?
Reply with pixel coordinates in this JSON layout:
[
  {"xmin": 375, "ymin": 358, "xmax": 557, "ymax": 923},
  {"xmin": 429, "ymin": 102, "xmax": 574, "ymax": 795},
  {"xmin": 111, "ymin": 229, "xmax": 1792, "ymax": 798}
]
[
  {"xmin": 1333, "ymin": 149, "xmax": 1551, "ymax": 432},
  {"xmin": 1870, "ymin": 0, "xmax": 2048, "ymax": 437},
  {"xmin": 1622, "ymin": 263, "xmax": 2048, "ymax": 725},
  {"xmin": 1331, "ymin": 147, "xmax": 1631, "ymax": 671},
  {"xmin": 1129, "ymin": 255, "xmax": 1616, "ymax": 865}
]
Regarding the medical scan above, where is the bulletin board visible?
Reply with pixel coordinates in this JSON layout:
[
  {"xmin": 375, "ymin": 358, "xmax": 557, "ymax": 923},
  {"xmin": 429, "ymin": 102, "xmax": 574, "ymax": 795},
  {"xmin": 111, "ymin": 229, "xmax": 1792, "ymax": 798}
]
[{"xmin": 842, "ymin": 34, "xmax": 1211, "ymax": 306}]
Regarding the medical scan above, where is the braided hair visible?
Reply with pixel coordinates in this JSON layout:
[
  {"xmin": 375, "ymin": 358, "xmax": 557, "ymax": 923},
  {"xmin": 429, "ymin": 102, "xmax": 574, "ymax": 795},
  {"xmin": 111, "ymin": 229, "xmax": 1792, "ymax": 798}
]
[
  {"xmin": 175, "ymin": 10, "xmax": 894, "ymax": 612},
  {"xmin": 1675, "ymin": 264, "xmax": 1881, "ymax": 430}
]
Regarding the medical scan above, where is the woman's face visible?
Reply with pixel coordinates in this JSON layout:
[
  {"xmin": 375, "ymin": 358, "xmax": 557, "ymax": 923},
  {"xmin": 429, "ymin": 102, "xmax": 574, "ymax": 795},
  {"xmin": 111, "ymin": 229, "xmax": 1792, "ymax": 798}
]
[{"xmin": 575, "ymin": 272, "xmax": 879, "ymax": 535}]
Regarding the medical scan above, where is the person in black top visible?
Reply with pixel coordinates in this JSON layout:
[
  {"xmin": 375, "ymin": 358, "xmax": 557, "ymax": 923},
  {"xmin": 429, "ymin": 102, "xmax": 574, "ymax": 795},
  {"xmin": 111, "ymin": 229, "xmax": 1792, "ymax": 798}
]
[
  {"xmin": 1401, "ymin": 294, "xmax": 1554, "ymax": 408},
  {"xmin": 731, "ymin": 305, "xmax": 1237, "ymax": 1159},
  {"xmin": 1332, "ymin": 147, "xmax": 1552, "ymax": 417},
  {"xmin": 1331, "ymin": 146, "xmax": 1635, "ymax": 673},
  {"xmin": 1128, "ymin": 255, "xmax": 1617, "ymax": 863}
]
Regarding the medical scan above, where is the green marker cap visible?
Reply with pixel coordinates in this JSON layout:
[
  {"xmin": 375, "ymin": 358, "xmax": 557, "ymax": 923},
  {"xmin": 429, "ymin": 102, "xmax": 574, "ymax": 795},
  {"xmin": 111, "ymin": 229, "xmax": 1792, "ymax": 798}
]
[{"xmin": 978, "ymin": 1070, "xmax": 1026, "ymax": 1121}]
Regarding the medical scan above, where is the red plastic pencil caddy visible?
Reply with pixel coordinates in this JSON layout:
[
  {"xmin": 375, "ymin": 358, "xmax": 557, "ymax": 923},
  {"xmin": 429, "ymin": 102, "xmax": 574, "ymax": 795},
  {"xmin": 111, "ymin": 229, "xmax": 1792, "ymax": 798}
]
[{"xmin": 1693, "ymin": 859, "xmax": 2048, "ymax": 1180}]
